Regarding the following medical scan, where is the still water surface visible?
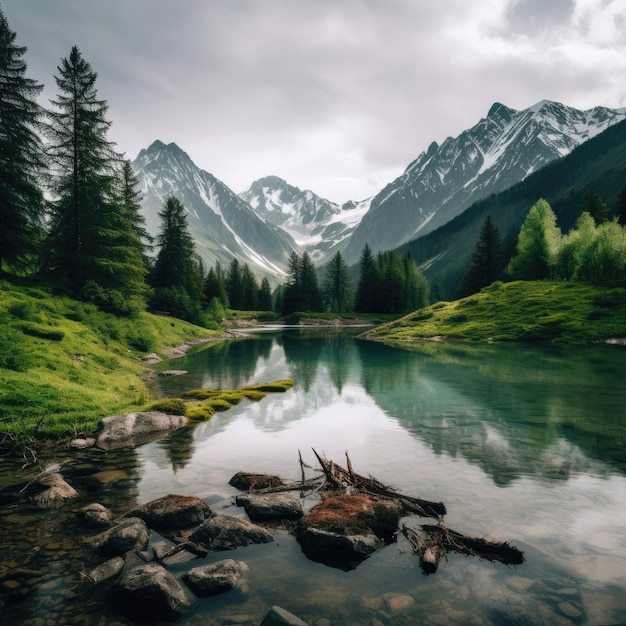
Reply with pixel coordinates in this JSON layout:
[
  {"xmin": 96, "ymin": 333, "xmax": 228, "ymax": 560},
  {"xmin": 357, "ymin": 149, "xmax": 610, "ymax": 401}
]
[{"xmin": 1, "ymin": 329, "xmax": 625, "ymax": 625}]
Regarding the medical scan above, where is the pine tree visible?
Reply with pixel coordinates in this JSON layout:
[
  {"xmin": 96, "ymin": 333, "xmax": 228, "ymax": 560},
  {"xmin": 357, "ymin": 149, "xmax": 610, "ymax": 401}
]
[
  {"xmin": 117, "ymin": 159, "xmax": 152, "ymax": 256},
  {"xmin": 152, "ymin": 195, "xmax": 203, "ymax": 321},
  {"xmin": 45, "ymin": 46, "xmax": 148, "ymax": 313},
  {"xmin": 0, "ymin": 7, "xmax": 46, "ymax": 273},
  {"xmin": 226, "ymin": 258, "xmax": 244, "ymax": 310},
  {"xmin": 580, "ymin": 192, "xmax": 610, "ymax": 224},
  {"xmin": 282, "ymin": 252, "xmax": 302, "ymax": 315},
  {"xmin": 323, "ymin": 251, "xmax": 353, "ymax": 313},
  {"xmin": 458, "ymin": 215, "xmax": 504, "ymax": 296},
  {"xmin": 204, "ymin": 263, "xmax": 229, "ymax": 309},
  {"xmin": 614, "ymin": 186, "xmax": 626, "ymax": 225},
  {"xmin": 355, "ymin": 244, "xmax": 379, "ymax": 313},
  {"xmin": 241, "ymin": 263, "xmax": 259, "ymax": 310},
  {"xmin": 258, "ymin": 277, "xmax": 273, "ymax": 311},
  {"xmin": 403, "ymin": 252, "xmax": 429, "ymax": 310},
  {"xmin": 300, "ymin": 251, "xmax": 323, "ymax": 312}
]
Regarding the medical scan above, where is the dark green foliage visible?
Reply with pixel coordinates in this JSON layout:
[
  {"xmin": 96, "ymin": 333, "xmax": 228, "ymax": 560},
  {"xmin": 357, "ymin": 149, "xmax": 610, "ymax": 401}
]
[
  {"xmin": 226, "ymin": 258, "xmax": 244, "ymax": 309},
  {"xmin": 18, "ymin": 323, "xmax": 65, "ymax": 341},
  {"xmin": 241, "ymin": 263, "xmax": 258, "ymax": 310},
  {"xmin": 615, "ymin": 186, "xmax": 626, "ymax": 225},
  {"xmin": 355, "ymin": 244, "xmax": 378, "ymax": 313},
  {"xmin": 204, "ymin": 262, "xmax": 229, "ymax": 309},
  {"xmin": 152, "ymin": 196, "xmax": 205, "ymax": 322},
  {"xmin": 44, "ymin": 46, "xmax": 148, "ymax": 314},
  {"xmin": 323, "ymin": 251, "xmax": 353, "ymax": 313},
  {"xmin": 258, "ymin": 277, "xmax": 273, "ymax": 311},
  {"xmin": 356, "ymin": 247, "xmax": 429, "ymax": 314},
  {"xmin": 0, "ymin": 8, "xmax": 46, "ymax": 273},
  {"xmin": 458, "ymin": 215, "xmax": 505, "ymax": 296},
  {"xmin": 580, "ymin": 192, "xmax": 610, "ymax": 224},
  {"xmin": 282, "ymin": 251, "xmax": 323, "ymax": 314}
]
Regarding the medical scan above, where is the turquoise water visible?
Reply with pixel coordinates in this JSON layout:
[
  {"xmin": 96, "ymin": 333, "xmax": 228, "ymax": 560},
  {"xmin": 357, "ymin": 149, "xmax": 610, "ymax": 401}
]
[{"xmin": 1, "ymin": 330, "xmax": 625, "ymax": 625}]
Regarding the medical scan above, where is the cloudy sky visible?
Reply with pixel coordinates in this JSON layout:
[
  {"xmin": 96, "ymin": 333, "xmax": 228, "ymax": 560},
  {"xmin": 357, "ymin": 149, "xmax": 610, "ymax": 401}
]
[{"xmin": 4, "ymin": 0, "xmax": 626, "ymax": 203}]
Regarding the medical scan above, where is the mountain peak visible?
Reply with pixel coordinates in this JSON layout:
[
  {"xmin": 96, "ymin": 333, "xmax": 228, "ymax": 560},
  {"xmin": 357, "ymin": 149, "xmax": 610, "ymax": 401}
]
[{"xmin": 487, "ymin": 102, "xmax": 515, "ymax": 121}]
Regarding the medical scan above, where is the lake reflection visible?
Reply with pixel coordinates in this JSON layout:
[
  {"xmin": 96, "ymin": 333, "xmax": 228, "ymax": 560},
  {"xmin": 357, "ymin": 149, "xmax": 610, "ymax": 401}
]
[{"xmin": 2, "ymin": 330, "xmax": 626, "ymax": 625}]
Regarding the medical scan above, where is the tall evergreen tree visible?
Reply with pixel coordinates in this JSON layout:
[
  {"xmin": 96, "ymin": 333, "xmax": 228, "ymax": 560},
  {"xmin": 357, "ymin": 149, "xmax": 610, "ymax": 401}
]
[
  {"xmin": 45, "ymin": 46, "xmax": 148, "ymax": 313},
  {"xmin": 226, "ymin": 258, "xmax": 244, "ymax": 309},
  {"xmin": 117, "ymin": 159, "xmax": 152, "ymax": 256},
  {"xmin": 258, "ymin": 277, "xmax": 273, "ymax": 311},
  {"xmin": 204, "ymin": 262, "xmax": 229, "ymax": 308},
  {"xmin": 580, "ymin": 192, "xmax": 610, "ymax": 224},
  {"xmin": 614, "ymin": 186, "xmax": 626, "ymax": 225},
  {"xmin": 300, "ymin": 251, "xmax": 323, "ymax": 312},
  {"xmin": 152, "ymin": 195, "xmax": 203, "ymax": 321},
  {"xmin": 0, "ymin": 7, "xmax": 46, "ymax": 273},
  {"xmin": 241, "ymin": 263, "xmax": 259, "ymax": 310},
  {"xmin": 282, "ymin": 252, "xmax": 302, "ymax": 315},
  {"xmin": 458, "ymin": 215, "xmax": 505, "ymax": 296},
  {"xmin": 355, "ymin": 244, "xmax": 379, "ymax": 313},
  {"xmin": 323, "ymin": 251, "xmax": 353, "ymax": 313}
]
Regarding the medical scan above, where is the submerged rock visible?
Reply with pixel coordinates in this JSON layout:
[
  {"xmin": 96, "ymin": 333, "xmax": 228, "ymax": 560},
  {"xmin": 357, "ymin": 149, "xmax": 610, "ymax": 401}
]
[
  {"xmin": 183, "ymin": 559, "xmax": 249, "ymax": 597},
  {"xmin": 109, "ymin": 562, "xmax": 191, "ymax": 622},
  {"xmin": 87, "ymin": 556, "xmax": 125, "ymax": 584},
  {"xmin": 129, "ymin": 494, "xmax": 213, "ymax": 529},
  {"xmin": 260, "ymin": 605, "xmax": 309, "ymax": 626},
  {"xmin": 188, "ymin": 514, "xmax": 274, "ymax": 551},
  {"xmin": 92, "ymin": 517, "xmax": 149, "ymax": 556},
  {"xmin": 29, "ymin": 471, "xmax": 79, "ymax": 507},
  {"xmin": 96, "ymin": 411, "xmax": 187, "ymax": 450},
  {"xmin": 76, "ymin": 503, "xmax": 112, "ymax": 529},
  {"xmin": 236, "ymin": 492, "xmax": 303, "ymax": 522}
]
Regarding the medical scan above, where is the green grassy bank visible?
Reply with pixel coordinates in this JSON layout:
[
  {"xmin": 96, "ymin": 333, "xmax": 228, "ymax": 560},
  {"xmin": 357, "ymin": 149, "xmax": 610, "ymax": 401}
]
[
  {"xmin": 0, "ymin": 278, "xmax": 220, "ymax": 443},
  {"xmin": 362, "ymin": 281, "xmax": 626, "ymax": 346}
]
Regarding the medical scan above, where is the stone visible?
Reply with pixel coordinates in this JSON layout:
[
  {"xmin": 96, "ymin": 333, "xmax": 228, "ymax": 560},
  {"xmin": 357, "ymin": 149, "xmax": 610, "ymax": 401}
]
[
  {"xmin": 96, "ymin": 411, "xmax": 188, "ymax": 450},
  {"xmin": 109, "ymin": 563, "xmax": 190, "ymax": 622},
  {"xmin": 260, "ymin": 605, "xmax": 309, "ymax": 626},
  {"xmin": 129, "ymin": 494, "xmax": 213, "ymax": 530},
  {"xmin": 505, "ymin": 575, "xmax": 535, "ymax": 594},
  {"xmin": 92, "ymin": 517, "xmax": 149, "ymax": 556},
  {"xmin": 297, "ymin": 527, "xmax": 383, "ymax": 570},
  {"xmin": 183, "ymin": 559, "xmax": 249, "ymax": 597},
  {"xmin": 91, "ymin": 470, "xmax": 129, "ymax": 484},
  {"xmin": 68, "ymin": 437, "xmax": 96, "ymax": 449},
  {"xmin": 29, "ymin": 471, "xmax": 79, "ymax": 507},
  {"xmin": 557, "ymin": 601, "xmax": 582, "ymax": 620},
  {"xmin": 141, "ymin": 353, "xmax": 162, "ymax": 364},
  {"xmin": 188, "ymin": 514, "xmax": 274, "ymax": 551},
  {"xmin": 236, "ymin": 492, "xmax": 303, "ymax": 522},
  {"xmin": 487, "ymin": 593, "xmax": 543, "ymax": 626},
  {"xmin": 229, "ymin": 472, "xmax": 284, "ymax": 491},
  {"xmin": 76, "ymin": 503, "xmax": 112, "ymax": 529},
  {"xmin": 87, "ymin": 556, "xmax": 124, "ymax": 584},
  {"xmin": 158, "ymin": 369, "xmax": 188, "ymax": 376}
]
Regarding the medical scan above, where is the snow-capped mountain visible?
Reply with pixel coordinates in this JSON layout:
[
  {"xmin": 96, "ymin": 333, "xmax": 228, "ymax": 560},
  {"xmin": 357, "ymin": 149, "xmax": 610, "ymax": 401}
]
[
  {"xmin": 240, "ymin": 176, "xmax": 370, "ymax": 264},
  {"xmin": 341, "ymin": 100, "xmax": 626, "ymax": 264},
  {"xmin": 132, "ymin": 141, "xmax": 299, "ymax": 278}
]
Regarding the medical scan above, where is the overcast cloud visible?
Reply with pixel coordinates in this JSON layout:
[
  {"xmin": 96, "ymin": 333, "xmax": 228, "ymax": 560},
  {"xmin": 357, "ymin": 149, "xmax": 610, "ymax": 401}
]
[{"xmin": 4, "ymin": 0, "xmax": 626, "ymax": 203}]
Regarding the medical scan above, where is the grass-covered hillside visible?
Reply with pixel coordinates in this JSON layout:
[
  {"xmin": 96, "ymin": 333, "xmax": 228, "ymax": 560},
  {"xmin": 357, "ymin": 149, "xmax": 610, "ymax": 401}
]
[
  {"xmin": 0, "ymin": 278, "xmax": 220, "ymax": 442},
  {"xmin": 362, "ymin": 281, "xmax": 626, "ymax": 346}
]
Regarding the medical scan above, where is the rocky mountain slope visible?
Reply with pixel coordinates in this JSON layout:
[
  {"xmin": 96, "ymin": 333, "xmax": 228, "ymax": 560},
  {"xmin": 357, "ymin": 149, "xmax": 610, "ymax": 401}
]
[
  {"xmin": 132, "ymin": 141, "xmax": 298, "ymax": 278},
  {"xmin": 340, "ymin": 100, "xmax": 626, "ymax": 264}
]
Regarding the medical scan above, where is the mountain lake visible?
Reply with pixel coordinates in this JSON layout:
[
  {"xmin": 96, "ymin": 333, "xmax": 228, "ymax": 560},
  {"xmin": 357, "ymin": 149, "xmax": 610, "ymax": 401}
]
[{"xmin": 1, "ymin": 328, "xmax": 625, "ymax": 625}]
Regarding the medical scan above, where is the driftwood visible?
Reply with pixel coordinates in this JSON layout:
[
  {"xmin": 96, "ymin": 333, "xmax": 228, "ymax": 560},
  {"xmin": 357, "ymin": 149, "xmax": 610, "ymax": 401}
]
[
  {"xmin": 402, "ymin": 524, "xmax": 524, "ymax": 575},
  {"xmin": 311, "ymin": 449, "xmax": 446, "ymax": 519}
]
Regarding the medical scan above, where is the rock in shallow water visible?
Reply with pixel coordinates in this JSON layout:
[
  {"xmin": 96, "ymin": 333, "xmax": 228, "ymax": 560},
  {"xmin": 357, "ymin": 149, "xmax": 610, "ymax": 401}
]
[
  {"xmin": 183, "ymin": 559, "xmax": 249, "ymax": 597},
  {"xmin": 188, "ymin": 514, "xmax": 274, "ymax": 551},
  {"xmin": 129, "ymin": 494, "xmax": 213, "ymax": 529},
  {"xmin": 236, "ymin": 492, "xmax": 303, "ymax": 522},
  {"xmin": 109, "ymin": 563, "xmax": 191, "ymax": 622},
  {"xmin": 92, "ymin": 517, "xmax": 149, "ymax": 556}
]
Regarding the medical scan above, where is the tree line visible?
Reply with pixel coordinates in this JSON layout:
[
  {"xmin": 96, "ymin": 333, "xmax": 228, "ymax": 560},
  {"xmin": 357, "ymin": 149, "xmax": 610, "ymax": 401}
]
[
  {"xmin": 0, "ymin": 7, "xmax": 430, "ymax": 324},
  {"xmin": 458, "ymin": 192, "xmax": 626, "ymax": 296}
]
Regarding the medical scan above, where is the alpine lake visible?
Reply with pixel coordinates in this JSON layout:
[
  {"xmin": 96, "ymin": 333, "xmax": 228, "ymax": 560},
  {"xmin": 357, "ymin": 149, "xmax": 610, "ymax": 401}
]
[{"xmin": 1, "ymin": 327, "xmax": 625, "ymax": 625}]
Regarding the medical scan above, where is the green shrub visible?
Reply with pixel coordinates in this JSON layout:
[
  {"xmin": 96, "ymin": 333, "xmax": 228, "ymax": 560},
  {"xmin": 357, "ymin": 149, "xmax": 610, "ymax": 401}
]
[
  {"xmin": 186, "ymin": 404, "xmax": 215, "ymax": 421},
  {"xmin": 18, "ymin": 323, "xmax": 65, "ymax": 341},
  {"xmin": 150, "ymin": 398, "xmax": 187, "ymax": 416},
  {"xmin": 183, "ymin": 388, "xmax": 219, "ymax": 399},
  {"xmin": 8, "ymin": 301, "xmax": 38, "ymax": 321}
]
